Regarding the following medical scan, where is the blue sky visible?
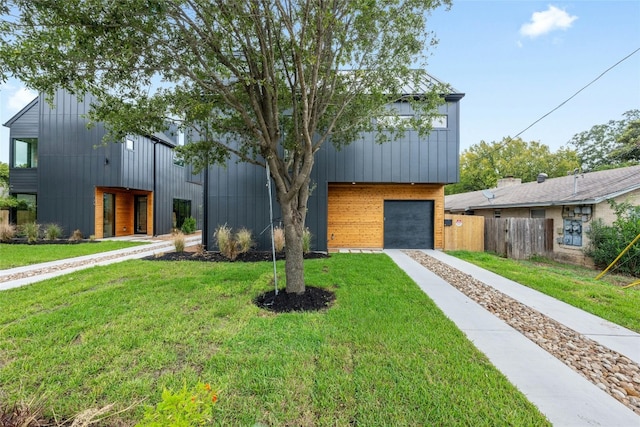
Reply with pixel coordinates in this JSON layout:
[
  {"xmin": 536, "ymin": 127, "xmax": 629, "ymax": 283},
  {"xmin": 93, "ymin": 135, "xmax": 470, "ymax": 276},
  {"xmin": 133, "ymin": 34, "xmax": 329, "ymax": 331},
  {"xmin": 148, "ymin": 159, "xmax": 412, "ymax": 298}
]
[{"xmin": 1, "ymin": 1, "xmax": 639, "ymax": 163}]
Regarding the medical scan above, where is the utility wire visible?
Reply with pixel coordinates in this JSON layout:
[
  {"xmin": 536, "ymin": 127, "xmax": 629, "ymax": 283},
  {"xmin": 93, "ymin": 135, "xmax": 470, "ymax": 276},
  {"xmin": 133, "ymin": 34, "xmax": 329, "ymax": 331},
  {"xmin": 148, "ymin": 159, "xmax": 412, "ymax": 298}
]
[{"xmin": 514, "ymin": 47, "xmax": 640, "ymax": 139}]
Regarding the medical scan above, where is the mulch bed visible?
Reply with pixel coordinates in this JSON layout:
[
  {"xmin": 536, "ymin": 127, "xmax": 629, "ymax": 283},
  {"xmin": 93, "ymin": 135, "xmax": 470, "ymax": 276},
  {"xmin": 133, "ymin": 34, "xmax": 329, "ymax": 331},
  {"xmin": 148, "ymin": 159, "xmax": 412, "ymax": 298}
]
[{"xmin": 145, "ymin": 250, "xmax": 335, "ymax": 313}]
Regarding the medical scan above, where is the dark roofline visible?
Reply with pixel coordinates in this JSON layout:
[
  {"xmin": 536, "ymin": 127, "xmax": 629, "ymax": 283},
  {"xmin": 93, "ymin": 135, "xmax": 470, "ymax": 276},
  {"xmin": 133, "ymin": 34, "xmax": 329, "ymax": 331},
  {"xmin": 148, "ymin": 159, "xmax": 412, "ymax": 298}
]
[{"xmin": 3, "ymin": 95, "xmax": 39, "ymax": 127}]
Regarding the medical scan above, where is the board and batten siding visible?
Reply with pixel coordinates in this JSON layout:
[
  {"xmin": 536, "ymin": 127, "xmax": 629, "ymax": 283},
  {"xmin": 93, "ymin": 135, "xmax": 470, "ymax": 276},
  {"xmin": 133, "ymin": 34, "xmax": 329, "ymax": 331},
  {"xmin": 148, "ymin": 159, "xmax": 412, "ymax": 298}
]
[
  {"xmin": 205, "ymin": 98, "xmax": 461, "ymax": 251},
  {"xmin": 327, "ymin": 184, "xmax": 444, "ymax": 249}
]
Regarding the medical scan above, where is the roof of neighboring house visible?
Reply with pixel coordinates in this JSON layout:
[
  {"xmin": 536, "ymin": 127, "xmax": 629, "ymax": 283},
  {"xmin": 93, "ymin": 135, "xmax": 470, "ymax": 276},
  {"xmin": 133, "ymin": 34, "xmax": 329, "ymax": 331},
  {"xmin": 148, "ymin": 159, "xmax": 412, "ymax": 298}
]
[{"xmin": 445, "ymin": 165, "xmax": 640, "ymax": 212}]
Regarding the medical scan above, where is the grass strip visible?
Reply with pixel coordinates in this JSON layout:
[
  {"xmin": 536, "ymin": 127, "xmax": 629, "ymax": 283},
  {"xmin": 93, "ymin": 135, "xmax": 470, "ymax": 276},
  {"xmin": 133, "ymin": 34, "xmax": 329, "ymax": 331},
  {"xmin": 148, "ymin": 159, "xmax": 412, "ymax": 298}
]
[
  {"xmin": 0, "ymin": 254, "xmax": 549, "ymax": 425},
  {"xmin": 0, "ymin": 241, "xmax": 146, "ymax": 269},
  {"xmin": 447, "ymin": 251, "xmax": 640, "ymax": 333}
]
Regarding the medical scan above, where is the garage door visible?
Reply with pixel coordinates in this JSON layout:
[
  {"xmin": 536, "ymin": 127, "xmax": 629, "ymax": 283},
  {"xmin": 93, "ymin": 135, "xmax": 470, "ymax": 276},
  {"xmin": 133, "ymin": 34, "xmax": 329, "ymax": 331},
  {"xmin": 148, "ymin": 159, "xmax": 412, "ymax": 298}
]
[{"xmin": 384, "ymin": 200, "xmax": 434, "ymax": 249}]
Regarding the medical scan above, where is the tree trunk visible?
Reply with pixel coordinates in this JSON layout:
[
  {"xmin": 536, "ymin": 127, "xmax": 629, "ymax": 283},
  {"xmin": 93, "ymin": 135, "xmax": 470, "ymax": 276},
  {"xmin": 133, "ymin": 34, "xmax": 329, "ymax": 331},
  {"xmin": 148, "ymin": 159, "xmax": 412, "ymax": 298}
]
[{"xmin": 280, "ymin": 193, "xmax": 307, "ymax": 294}]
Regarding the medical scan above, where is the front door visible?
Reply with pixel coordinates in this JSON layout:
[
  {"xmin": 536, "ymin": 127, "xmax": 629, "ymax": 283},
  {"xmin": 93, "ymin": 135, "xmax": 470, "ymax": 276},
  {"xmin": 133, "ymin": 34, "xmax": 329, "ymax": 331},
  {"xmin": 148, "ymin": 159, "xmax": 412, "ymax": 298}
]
[
  {"xmin": 135, "ymin": 195, "xmax": 148, "ymax": 234},
  {"xmin": 103, "ymin": 193, "xmax": 115, "ymax": 238}
]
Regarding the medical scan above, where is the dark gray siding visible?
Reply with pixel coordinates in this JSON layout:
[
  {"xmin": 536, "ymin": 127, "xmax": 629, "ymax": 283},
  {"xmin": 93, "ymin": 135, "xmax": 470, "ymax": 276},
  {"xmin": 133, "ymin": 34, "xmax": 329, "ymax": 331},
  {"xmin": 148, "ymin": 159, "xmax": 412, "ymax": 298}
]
[
  {"xmin": 7, "ymin": 98, "xmax": 40, "ymax": 193},
  {"xmin": 5, "ymin": 89, "xmax": 202, "ymax": 237},
  {"xmin": 206, "ymin": 99, "xmax": 462, "ymax": 252},
  {"xmin": 153, "ymin": 143, "xmax": 203, "ymax": 236},
  {"xmin": 36, "ymin": 90, "xmax": 123, "ymax": 235}
]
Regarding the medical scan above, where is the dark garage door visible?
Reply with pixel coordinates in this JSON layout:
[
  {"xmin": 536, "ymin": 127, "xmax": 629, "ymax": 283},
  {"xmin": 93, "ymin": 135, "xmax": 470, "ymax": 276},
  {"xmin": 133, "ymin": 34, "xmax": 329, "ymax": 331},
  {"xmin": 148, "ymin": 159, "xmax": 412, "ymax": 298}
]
[{"xmin": 383, "ymin": 200, "xmax": 434, "ymax": 249}]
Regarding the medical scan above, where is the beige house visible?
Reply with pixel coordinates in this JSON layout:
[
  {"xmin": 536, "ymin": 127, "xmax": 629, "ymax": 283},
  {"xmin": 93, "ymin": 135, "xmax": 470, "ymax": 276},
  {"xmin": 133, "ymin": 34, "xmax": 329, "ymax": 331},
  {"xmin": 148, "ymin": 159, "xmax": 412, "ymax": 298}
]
[{"xmin": 445, "ymin": 165, "xmax": 640, "ymax": 264}]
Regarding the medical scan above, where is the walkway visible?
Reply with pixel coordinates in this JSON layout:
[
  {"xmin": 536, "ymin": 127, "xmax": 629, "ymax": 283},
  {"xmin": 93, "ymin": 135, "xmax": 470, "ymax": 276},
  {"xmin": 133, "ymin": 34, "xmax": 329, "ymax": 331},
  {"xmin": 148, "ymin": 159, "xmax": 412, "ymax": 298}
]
[
  {"xmin": 0, "ymin": 234, "xmax": 202, "ymax": 291},
  {"xmin": 386, "ymin": 249, "xmax": 640, "ymax": 427}
]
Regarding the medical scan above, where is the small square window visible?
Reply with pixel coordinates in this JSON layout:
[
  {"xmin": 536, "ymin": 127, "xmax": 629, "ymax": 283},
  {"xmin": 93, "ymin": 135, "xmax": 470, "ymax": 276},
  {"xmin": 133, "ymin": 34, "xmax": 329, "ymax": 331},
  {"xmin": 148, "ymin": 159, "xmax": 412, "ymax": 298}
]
[{"xmin": 125, "ymin": 139, "xmax": 135, "ymax": 151}]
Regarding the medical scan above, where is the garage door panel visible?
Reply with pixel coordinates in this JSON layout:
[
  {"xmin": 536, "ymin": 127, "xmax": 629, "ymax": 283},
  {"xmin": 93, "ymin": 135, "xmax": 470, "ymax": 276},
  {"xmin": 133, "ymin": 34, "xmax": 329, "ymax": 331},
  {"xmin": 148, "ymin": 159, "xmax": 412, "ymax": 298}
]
[{"xmin": 384, "ymin": 200, "xmax": 434, "ymax": 249}]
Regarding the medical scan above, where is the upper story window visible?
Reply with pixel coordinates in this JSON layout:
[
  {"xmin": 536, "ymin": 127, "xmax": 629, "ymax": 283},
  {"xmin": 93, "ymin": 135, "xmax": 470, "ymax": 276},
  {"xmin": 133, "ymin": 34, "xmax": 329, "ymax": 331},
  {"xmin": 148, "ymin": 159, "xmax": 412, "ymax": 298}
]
[
  {"xmin": 125, "ymin": 138, "xmax": 135, "ymax": 151},
  {"xmin": 173, "ymin": 152, "xmax": 185, "ymax": 167},
  {"xmin": 12, "ymin": 138, "xmax": 38, "ymax": 168},
  {"xmin": 377, "ymin": 115, "xmax": 448, "ymax": 129}
]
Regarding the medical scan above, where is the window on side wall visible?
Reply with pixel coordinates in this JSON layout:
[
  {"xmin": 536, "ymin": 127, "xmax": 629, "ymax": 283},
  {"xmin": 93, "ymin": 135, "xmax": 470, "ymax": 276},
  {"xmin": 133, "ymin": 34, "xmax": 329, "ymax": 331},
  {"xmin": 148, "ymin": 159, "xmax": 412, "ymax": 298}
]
[
  {"xmin": 172, "ymin": 199, "xmax": 191, "ymax": 229},
  {"xmin": 530, "ymin": 209, "xmax": 545, "ymax": 218},
  {"xmin": 12, "ymin": 138, "xmax": 38, "ymax": 168},
  {"xmin": 15, "ymin": 194, "xmax": 36, "ymax": 226},
  {"xmin": 125, "ymin": 138, "xmax": 135, "ymax": 151}
]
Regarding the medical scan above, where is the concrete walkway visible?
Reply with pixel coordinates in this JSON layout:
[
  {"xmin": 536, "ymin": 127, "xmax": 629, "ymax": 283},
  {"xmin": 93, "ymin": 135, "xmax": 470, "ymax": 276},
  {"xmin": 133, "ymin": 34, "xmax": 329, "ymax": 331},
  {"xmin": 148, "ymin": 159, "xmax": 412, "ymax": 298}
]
[
  {"xmin": 386, "ymin": 249, "xmax": 640, "ymax": 427},
  {"xmin": 0, "ymin": 234, "xmax": 202, "ymax": 291}
]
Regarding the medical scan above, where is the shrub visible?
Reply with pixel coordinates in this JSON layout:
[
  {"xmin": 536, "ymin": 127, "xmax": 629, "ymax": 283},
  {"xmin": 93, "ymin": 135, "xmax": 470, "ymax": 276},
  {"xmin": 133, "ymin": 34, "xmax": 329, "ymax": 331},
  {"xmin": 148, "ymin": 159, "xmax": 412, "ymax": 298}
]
[
  {"xmin": 273, "ymin": 226, "xmax": 285, "ymax": 252},
  {"xmin": 236, "ymin": 227, "xmax": 255, "ymax": 254},
  {"xmin": 585, "ymin": 200, "xmax": 640, "ymax": 277},
  {"xmin": 214, "ymin": 224, "xmax": 237, "ymax": 260},
  {"xmin": 137, "ymin": 382, "xmax": 218, "ymax": 427},
  {"xmin": 181, "ymin": 217, "xmax": 197, "ymax": 235},
  {"xmin": 69, "ymin": 229, "xmax": 83, "ymax": 242},
  {"xmin": 44, "ymin": 223, "xmax": 63, "ymax": 240},
  {"xmin": 21, "ymin": 222, "xmax": 40, "ymax": 243},
  {"xmin": 302, "ymin": 227, "xmax": 312, "ymax": 254},
  {"xmin": 173, "ymin": 231, "xmax": 186, "ymax": 253},
  {"xmin": 214, "ymin": 224, "xmax": 255, "ymax": 260},
  {"xmin": 0, "ymin": 223, "xmax": 16, "ymax": 242}
]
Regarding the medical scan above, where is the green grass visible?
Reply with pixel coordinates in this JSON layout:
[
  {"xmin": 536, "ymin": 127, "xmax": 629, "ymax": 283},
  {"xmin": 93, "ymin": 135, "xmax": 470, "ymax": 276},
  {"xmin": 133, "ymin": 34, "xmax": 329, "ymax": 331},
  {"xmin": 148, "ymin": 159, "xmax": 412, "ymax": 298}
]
[
  {"xmin": 0, "ymin": 241, "xmax": 146, "ymax": 269},
  {"xmin": 447, "ymin": 251, "xmax": 640, "ymax": 333},
  {"xmin": 0, "ymin": 255, "xmax": 550, "ymax": 426}
]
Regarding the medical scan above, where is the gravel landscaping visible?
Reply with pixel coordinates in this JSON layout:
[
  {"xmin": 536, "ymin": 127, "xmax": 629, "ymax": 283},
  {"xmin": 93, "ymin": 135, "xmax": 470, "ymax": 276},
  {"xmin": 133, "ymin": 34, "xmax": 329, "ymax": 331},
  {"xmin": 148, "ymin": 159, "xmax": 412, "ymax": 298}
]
[{"xmin": 406, "ymin": 250, "xmax": 640, "ymax": 416}]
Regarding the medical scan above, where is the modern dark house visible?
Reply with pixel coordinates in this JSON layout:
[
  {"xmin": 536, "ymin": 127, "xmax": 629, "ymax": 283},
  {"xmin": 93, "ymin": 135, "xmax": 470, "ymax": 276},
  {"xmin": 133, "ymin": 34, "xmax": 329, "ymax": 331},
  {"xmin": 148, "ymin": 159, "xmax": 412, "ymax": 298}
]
[
  {"xmin": 205, "ymin": 76, "xmax": 464, "ymax": 252},
  {"xmin": 4, "ymin": 89, "xmax": 203, "ymax": 238}
]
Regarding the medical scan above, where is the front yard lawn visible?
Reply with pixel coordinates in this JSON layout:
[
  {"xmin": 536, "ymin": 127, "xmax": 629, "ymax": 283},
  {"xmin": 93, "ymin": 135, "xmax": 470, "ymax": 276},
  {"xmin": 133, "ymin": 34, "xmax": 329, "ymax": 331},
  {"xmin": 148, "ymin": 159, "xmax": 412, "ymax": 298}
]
[
  {"xmin": 0, "ymin": 254, "xmax": 549, "ymax": 426},
  {"xmin": 0, "ymin": 241, "xmax": 146, "ymax": 270},
  {"xmin": 447, "ymin": 251, "xmax": 640, "ymax": 333}
]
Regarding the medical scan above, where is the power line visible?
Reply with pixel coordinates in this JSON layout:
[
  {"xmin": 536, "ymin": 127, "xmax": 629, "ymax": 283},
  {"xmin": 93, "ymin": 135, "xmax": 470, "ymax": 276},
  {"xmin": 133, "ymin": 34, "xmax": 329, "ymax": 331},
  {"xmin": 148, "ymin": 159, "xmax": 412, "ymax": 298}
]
[{"xmin": 514, "ymin": 47, "xmax": 640, "ymax": 139}]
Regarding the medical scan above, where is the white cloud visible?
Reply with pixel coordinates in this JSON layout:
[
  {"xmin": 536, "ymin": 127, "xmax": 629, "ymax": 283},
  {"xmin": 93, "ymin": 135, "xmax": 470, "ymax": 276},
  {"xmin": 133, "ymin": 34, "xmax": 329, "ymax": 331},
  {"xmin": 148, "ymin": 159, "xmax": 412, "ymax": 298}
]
[
  {"xmin": 7, "ymin": 86, "xmax": 37, "ymax": 112},
  {"xmin": 520, "ymin": 5, "xmax": 578, "ymax": 38}
]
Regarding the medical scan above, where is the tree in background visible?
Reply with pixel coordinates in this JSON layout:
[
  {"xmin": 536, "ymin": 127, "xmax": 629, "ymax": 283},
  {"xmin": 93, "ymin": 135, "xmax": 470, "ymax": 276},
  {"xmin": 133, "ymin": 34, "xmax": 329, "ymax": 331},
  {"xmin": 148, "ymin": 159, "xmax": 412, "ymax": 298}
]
[
  {"xmin": 568, "ymin": 109, "xmax": 640, "ymax": 171},
  {"xmin": 0, "ymin": 0, "xmax": 451, "ymax": 294},
  {"xmin": 0, "ymin": 162, "xmax": 8, "ymax": 191},
  {"xmin": 445, "ymin": 138, "xmax": 579, "ymax": 194}
]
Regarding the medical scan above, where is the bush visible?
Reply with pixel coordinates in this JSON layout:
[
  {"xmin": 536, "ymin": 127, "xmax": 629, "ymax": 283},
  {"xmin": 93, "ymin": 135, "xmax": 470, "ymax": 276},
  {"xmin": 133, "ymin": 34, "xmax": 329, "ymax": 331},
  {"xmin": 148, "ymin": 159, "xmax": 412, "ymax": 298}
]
[
  {"xmin": 44, "ymin": 223, "xmax": 63, "ymax": 240},
  {"xmin": 214, "ymin": 224, "xmax": 237, "ymax": 260},
  {"xmin": 137, "ymin": 382, "xmax": 218, "ymax": 427},
  {"xmin": 0, "ymin": 223, "xmax": 16, "ymax": 242},
  {"xmin": 585, "ymin": 200, "xmax": 640, "ymax": 277},
  {"xmin": 273, "ymin": 226, "xmax": 285, "ymax": 252},
  {"xmin": 181, "ymin": 217, "xmax": 197, "ymax": 235},
  {"xmin": 236, "ymin": 228, "xmax": 255, "ymax": 254},
  {"xmin": 69, "ymin": 229, "xmax": 83, "ymax": 242},
  {"xmin": 173, "ymin": 231, "xmax": 186, "ymax": 253},
  {"xmin": 302, "ymin": 227, "xmax": 312, "ymax": 254},
  {"xmin": 214, "ymin": 224, "xmax": 255, "ymax": 260},
  {"xmin": 21, "ymin": 222, "xmax": 40, "ymax": 243}
]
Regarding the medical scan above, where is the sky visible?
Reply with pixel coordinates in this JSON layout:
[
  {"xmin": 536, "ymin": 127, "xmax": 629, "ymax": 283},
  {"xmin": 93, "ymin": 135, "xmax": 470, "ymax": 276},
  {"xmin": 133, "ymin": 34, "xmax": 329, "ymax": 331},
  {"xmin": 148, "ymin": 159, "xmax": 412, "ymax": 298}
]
[{"xmin": 1, "ymin": 0, "xmax": 639, "ymax": 164}]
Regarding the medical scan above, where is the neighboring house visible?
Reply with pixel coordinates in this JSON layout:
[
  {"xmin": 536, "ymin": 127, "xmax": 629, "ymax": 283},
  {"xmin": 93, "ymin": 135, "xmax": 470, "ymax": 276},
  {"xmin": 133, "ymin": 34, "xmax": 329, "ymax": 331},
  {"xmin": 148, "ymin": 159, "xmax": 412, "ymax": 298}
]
[
  {"xmin": 3, "ymin": 89, "xmax": 203, "ymax": 238},
  {"xmin": 205, "ymin": 75, "xmax": 465, "ymax": 252},
  {"xmin": 445, "ymin": 165, "xmax": 640, "ymax": 263}
]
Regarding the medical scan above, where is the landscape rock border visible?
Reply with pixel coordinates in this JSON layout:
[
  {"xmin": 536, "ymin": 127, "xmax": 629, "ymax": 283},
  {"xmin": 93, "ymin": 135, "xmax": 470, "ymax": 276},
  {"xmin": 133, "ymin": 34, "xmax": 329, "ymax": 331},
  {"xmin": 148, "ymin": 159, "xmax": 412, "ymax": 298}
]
[{"xmin": 406, "ymin": 250, "xmax": 640, "ymax": 415}]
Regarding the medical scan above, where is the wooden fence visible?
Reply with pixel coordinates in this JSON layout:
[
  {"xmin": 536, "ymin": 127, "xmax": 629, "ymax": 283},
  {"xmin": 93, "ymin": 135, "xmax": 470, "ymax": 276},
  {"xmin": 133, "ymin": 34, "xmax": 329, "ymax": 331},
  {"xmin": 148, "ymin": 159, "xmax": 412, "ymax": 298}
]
[
  {"xmin": 485, "ymin": 218, "xmax": 553, "ymax": 259},
  {"xmin": 0, "ymin": 209, "xmax": 8, "ymax": 227},
  {"xmin": 444, "ymin": 214, "xmax": 485, "ymax": 252}
]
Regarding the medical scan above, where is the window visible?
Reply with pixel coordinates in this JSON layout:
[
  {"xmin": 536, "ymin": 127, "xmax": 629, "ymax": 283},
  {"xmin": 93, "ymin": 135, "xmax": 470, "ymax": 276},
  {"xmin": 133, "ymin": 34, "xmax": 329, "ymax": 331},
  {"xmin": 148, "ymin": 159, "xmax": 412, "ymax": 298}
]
[
  {"xmin": 377, "ymin": 115, "xmax": 448, "ymax": 129},
  {"xmin": 431, "ymin": 115, "xmax": 448, "ymax": 128},
  {"xmin": 494, "ymin": 210, "xmax": 501, "ymax": 218},
  {"xmin": 530, "ymin": 209, "xmax": 546, "ymax": 218},
  {"xmin": 12, "ymin": 138, "xmax": 38, "ymax": 168},
  {"xmin": 173, "ymin": 152, "xmax": 185, "ymax": 167},
  {"xmin": 173, "ymin": 199, "xmax": 191, "ymax": 229},
  {"xmin": 15, "ymin": 194, "xmax": 36, "ymax": 226},
  {"xmin": 125, "ymin": 138, "xmax": 135, "ymax": 151}
]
